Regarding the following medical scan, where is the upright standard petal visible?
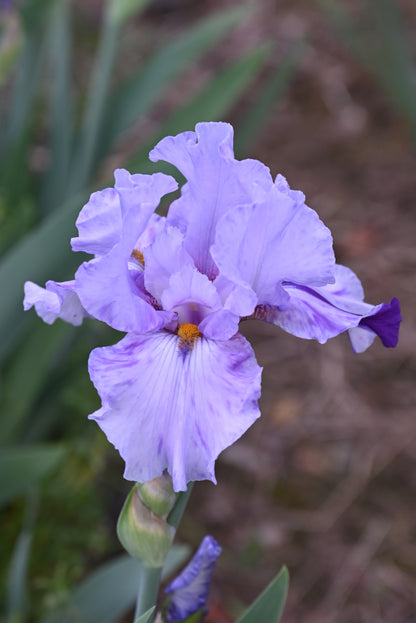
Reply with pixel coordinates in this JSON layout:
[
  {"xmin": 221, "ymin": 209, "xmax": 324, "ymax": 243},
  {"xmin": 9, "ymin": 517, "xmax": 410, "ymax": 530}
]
[
  {"xmin": 75, "ymin": 172, "xmax": 177, "ymax": 333},
  {"xmin": 88, "ymin": 331, "xmax": 262, "ymax": 491},
  {"xmin": 23, "ymin": 280, "xmax": 87, "ymax": 326},
  {"xmin": 164, "ymin": 535, "xmax": 222, "ymax": 623},
  {"xmin": 211, "ymin": 181, "xmax": 335, "ymax": 315},
  {"xmin": 150, "ymin": 122, "xmax": 272, "ymax": 278}
]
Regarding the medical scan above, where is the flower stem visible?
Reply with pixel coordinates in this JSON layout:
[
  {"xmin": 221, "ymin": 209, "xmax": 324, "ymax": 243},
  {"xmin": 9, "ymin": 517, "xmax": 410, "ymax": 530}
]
[
  {"xmin": 134, "ymin": 565, "xmax": 162, "ymax": 622},
  {"xmin": 133, "ymin": 483, "xmax": 194, "ymax": 622},
  {"xmin": 167, "ymin": 483, "xmax": 194, "ymax": 530}
]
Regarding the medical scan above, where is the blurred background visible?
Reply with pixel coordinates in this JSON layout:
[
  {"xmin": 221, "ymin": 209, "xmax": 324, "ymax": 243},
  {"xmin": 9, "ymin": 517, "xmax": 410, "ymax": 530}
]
[{"xmin": 0, "ymin": 1, "xmax": 415, "ymax": 622}]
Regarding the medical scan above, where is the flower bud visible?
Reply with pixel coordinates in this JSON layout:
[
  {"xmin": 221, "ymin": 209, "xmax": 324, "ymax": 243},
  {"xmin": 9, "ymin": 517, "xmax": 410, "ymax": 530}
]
[
  {"xmin": 137, "ymin": 474, "xmax": 177, "ymax": 518},
  {"xmin": 117, "ymin": 483, "xmax": 175, "ymax": 568},
  {"xmin": 162, "ymin": 536, "xmax": 222, "ymax": 623}
]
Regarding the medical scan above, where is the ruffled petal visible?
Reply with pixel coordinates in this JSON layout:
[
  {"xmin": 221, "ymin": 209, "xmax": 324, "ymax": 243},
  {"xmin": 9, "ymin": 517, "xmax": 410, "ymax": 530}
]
[
  {"xmin": 23, "ymin": 280, "xmax": 87, "ymax": 326},
  {"xmin": 88, "ymin": 331, "xmax": 262, "ymax": 491},
  {"xmin": 164, "ymin": 535, "xmax": 221, "ymax": 623},
  {"xmin": 211, "ymin": 182, "xmax": 335, "ymax": 312},
  {"xmin": 75, "ymin": 172, "xmax": 177, "ymax": 333},
  {"xmin": 71, "ymin": 187, "xmax": 122, "ymax": 256},
  {"xmin": 150, "ymin": 122, "xmax": 273, "ymax": 279},
  {"xmin": 256, "ymin": 265, "xmax": 401, "ymax": 351}
]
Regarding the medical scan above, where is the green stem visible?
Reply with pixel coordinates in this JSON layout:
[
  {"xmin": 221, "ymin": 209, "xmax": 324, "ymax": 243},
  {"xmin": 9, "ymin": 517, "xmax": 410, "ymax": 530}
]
[
  {"xmin": 133, "ymin": 483, "xmax": 194, "ymax": 622},
  {"xmin": 167, "ymin": 483, "xmax": 194, "ymax": 530},
  {"xmin": 134, "ymin": 565, "xmax": 162, "ymax": 621}
]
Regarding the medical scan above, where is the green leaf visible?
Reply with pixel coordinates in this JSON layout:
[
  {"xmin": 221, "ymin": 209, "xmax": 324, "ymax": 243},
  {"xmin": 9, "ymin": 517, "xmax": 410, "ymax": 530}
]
[
  {"xmin": 318, "ymin": 0, "xmax": 416, "ymax": 136},
  {"xmin": 0, "ymin": 445, "xmax": 65, "ymax": 507},
  {"xmin": 69, "ymin": 15, "xmax": 120, "ymax": 193},
  {"xmin": 128, "ymin": 43, "xmax": 270, "ymax": 172},
  {"xmin": 0, "ymin": 190, "xmax": 87, "ymax": 363},
  {"xmin": 161, "ymin": 544, "xmax": 190, "ymax": 580},
  {"xmin": 1, "ymin": 321, "xmax": 75, "ymax": 444},
  {"xmin": 4, "ymin": 0, "xmax": 54, "ymax": 149},
  {"xmin": 134, "ymin": 607, "xmax": 155, "ymax": 623},
  {"xmin": 41, "ymin": 0, "xmax": 74, "ymax": 212},
  {"xmin": 41, "ymin": 555, "xmax": 142, "ymax": 623},
  {"xmin": 98, "ymin": 6, "xmax": 249, "ymax": 162},
  {"xmin": 235, "ymin": 42, "xmax": 303, "ymax": 156},
  {"xmin": 107, "ymin": 0, "xmax": 151, "ymax": 26},
  {"xmin": 237, "ymin": 566, "xmax": 289, "ymax": 623},
  {"xmin": 5, "ymin": 490, "xmax": 38, "ymax": 623},
  {"xmin": 40, "ymin": 546, "xmax": 188, "ymax": 623}
]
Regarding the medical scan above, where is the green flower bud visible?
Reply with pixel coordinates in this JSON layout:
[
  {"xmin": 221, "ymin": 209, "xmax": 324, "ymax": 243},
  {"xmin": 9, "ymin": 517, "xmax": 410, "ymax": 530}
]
[
  {"xmin": 137, "ymin": 474, "xmax": 177, "ymax": 518},
  {"xmin": 117, "ymin": 484, "xmax": 175, "ymax": 567}
]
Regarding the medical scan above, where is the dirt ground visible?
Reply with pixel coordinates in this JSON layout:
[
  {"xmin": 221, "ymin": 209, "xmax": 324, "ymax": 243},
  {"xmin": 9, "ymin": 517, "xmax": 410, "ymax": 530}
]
[{"xmin": 138, "ymin": 2, "xmax": 416, "ymax": 622}]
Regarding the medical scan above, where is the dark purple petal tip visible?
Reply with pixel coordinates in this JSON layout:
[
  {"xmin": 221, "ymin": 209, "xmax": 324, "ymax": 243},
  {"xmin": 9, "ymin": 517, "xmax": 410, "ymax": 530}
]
[{"xmin": 359, "ymin": 297, "xmax": 402, "ymax": 348}]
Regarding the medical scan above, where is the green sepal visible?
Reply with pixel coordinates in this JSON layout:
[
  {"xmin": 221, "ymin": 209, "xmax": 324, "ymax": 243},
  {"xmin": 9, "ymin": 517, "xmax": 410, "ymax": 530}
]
[
  {"xmin": 137, "ymin": 474, "xmax": 177, "ymax": 518},
  {"xmin": 117, "ymin": 484, "xmax": 175, "ymax": 567}
]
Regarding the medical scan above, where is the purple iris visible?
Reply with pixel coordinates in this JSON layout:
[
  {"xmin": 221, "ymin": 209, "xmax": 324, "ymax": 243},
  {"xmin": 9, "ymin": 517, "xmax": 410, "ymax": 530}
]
[
  {"xmin": 163, "ymin": 535, "xmax": 221, "ymax": 623},
  {"xmin": 23, "ymin": 122, "xmax": 401, "ymax": 491}
]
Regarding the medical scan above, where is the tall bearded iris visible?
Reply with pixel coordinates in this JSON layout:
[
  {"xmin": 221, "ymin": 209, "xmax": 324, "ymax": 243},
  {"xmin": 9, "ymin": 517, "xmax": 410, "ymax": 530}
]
[{"xmin": 24, "ymin": 122, "xmax": 401, "ymax": 492}]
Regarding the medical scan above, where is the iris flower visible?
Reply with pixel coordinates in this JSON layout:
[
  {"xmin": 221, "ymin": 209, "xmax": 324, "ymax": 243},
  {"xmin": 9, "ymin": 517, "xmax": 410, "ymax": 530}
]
[
  {"xmin": 163, "ymin": 535, "xmax": 221, "ymax": 623},
  {"xmin": 24, "ymin": 122, "xmax": 401, "ymax": 492}
]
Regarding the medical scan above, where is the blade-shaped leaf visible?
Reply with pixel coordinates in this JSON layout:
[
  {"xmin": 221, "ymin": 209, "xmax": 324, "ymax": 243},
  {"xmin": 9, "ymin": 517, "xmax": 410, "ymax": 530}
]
[
  {"xmin": 68, "ymin": 15, "xmax": 120, "ymax": 193},
  {"xmin": 134, "ymin": 607, "xmax": 155, "ymax": 623},
  {"xmin": 5, "ymin": 490, "xmax": 38, "ymax": 623},
  {"xmin": 1, "ymin": 321, "xmax": 75, "ymax": 444},
  {"xmin": 97, "ymin": 6, "xmax": 249, "ymax": 163},
  {"xmin": 161, "ymin": 545, "xmax": 191, "ymax": 581},
  {"xmin": 0, "ymin": 190, "xmax": 87, "ymax": 362},
  {"xmin": 235, "ymin": 43, "xmax": 303, "ymax": 156},
  {"xmin": 107, "ymin": 0, "xmax": 151, "ymax": 27},
  {"xmin": 0, "ymin": 445, "xmax": 64, "ymax": 507},
  {"xmin": 128, "ymin": 43, "xmax": 271, "ymax": 172},
  {"xmin": 41, "ymin": 0, "xmax": 74, "ymax": 213},
  {"xmin": 40, "ymin": 545, "xmax": 188, "ymax": 623},
  {"xmin": 237, "ymin": 566, "xmax": 289, "ymax": 623},
  {"xmin": 318, "ymin": 0, "xmax": 416, "ymax": 135},
  {"xmin": 41, "ymin": 555, "xmax": 142, "ymax": 623}
]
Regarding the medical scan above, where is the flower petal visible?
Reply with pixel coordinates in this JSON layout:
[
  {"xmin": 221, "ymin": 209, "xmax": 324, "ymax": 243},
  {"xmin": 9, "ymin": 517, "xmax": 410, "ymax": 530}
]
[
  {"xmin": 256, "ymin": 265, "xmax": 401, "ymax": 350},
  {"xmin": 150, "ymin": 122, "xmax": 272, "ymax": 279},
  {"xmin": 71, "ymin": 187, "xmax": 122, "ymax": 256},
  {"xmin": 136, "ymin": 213, "xmax": 165, "ymax": 250},
  {"xmin": 88, "ymin": 331, "xmax": 262, "ymax": 491},
  {"xmin": 164, "ymin": 535, "xmax": 222, "ymax": 623},
  {"xmin": 198, "ymin": 309, "xmax": 240, "ymax": 341},
  {"xmin": 211, "ymin": 181, "xmax": 335, "ymax": 313},
  {"xmin": 75, "ymin": 172, "xmax": 177, "ymax": 333},
  {"xmin": 23, "ymin": 280, "xmax": 87, "ymax": 326},
  {"xmin": 161, "ymin": 265, "xmax": 222, "ymax": 324},
  {"xmin": 143, "ymin": 224, "xmax": 194, "ymax": 304},
  {"xmin": 349, "ymin": 297, "xmax": 401, "ymax": 353}
]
